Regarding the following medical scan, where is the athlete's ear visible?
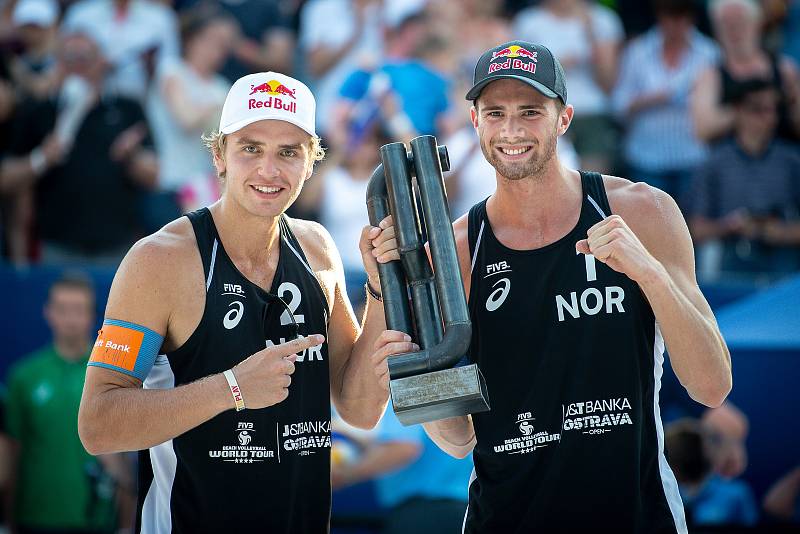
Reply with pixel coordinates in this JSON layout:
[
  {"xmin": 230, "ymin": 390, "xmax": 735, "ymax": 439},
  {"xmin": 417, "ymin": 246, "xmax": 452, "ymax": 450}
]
[
  {"xmin": 470, "ymin": 104, "xmax": 479, "ymax": 129},
  {"xmin": 213, "ymin": 147, "xmax": 226, "ymax": 178},
  {"xmin": 303, "ymin": 156, "xmax": 315, "ymax": 182},
  {"xmin": 557, "ymin": 104, "xmax": 574, "ymax": 137}
]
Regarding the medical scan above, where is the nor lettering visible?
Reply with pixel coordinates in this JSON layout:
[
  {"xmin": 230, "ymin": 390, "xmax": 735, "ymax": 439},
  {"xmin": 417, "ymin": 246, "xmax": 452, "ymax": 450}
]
[{"xmin": 555, "ymin": 286, "xmax": 625, "ymax": 322}]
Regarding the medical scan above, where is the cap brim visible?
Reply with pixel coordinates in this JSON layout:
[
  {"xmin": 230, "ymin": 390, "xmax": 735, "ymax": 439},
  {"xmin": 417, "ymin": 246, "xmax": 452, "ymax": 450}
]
[
  {"xmin": 220, "ymin": 115, "xmax": 315, "ymax": 137},
  {"xmin": 466, "ymin": 75, "xmax": 559, "ymax": 102}
]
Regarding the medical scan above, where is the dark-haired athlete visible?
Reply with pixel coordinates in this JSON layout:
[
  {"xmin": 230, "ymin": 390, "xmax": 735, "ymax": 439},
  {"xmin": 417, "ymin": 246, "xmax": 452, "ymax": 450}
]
[{"xmin": 423, "ymin": 41, "xmax": 732, "ymax": 534}]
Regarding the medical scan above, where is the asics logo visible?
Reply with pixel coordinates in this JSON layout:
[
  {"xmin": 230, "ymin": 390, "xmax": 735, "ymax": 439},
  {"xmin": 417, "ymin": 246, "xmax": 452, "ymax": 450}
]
[
  {"xmin": 223, "ymin": 301, "xmax": 244, "ymax": 329},
  {"xmin": 486, "ymin": 278, "xmax": 511, "ymax": 311}
]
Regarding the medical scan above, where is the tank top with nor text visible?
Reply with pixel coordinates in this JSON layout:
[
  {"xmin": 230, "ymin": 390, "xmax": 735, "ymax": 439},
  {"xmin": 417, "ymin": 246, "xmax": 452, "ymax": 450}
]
[{"xmin": 463, "ymin": 172, "xmax": 686, "ymax": 533}]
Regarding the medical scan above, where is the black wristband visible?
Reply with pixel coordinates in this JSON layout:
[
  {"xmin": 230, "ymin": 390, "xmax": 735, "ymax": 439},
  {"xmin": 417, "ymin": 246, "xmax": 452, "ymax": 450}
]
[{"xmin": 365, "ymin": 280, "xmax": 382, "ymax": 301}]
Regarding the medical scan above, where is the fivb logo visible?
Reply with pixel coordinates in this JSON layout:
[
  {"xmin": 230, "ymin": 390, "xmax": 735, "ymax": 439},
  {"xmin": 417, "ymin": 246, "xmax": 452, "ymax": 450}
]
[
  {"xmin": 485, "ymin": 260, "xmax": 512, "ymax": 312},
  {"xmin": 223, "ymin": 283, "xmax": 245, "ymax": 296},
  {"xmin": 486, "ymin": 261, "xmax": 510, "ymax": 275},
  {"xmin": 555, "ymin": 252, "xmax": 625, "ymax": 322}
]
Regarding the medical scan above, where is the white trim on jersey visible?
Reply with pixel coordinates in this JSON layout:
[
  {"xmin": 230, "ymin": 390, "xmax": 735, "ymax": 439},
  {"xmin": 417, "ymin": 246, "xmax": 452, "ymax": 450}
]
[
  {"xmin": 462, "ymin": 467, "xmax": 478, "ymax": 534},
  {"xmin": 586, "ymin": 194, "xmax": 607, "ymax": 219},
  {"xmin": 206, "ymin": 239, "xmax": 219, "ymax": 292},
  {"xmin": 285, "ymin": 239, "xmax": 316, "ymax": 278},
  {"xmin": 141, "ymin": 355, "xmax": 178, "ymax": 534},
  {"xmin": 652, "ymin": 321, "xmax": 689, "ymax": 534},
  {"xmin": 470, "ymin": 221, "xmax": 485, "ymax": 274}
]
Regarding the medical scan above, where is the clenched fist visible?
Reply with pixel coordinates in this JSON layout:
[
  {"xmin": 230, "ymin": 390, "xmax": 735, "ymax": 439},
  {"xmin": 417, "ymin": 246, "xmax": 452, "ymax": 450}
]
[{"xmin": 576, "ymin": 215, "xmax": 663, "ymax": 286}]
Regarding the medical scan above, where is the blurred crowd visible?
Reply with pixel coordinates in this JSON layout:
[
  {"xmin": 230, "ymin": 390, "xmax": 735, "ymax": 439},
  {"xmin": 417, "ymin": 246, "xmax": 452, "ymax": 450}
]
[
  {"xmin": 0, "ymin": 0, "xmax": 797, "ymax": 285},
  {"xmin": 0, "ymin": 0, "xmax": 799, "ymax": 532}
]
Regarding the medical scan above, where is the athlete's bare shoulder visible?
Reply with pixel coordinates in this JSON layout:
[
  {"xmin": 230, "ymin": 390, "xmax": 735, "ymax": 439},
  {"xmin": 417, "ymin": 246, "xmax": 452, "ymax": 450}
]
[
  {"xmin": 105, "ymin": 217, "xmax": 203, "ymax": 335},
  {"xmin": 282, "ymin": 216, "xmax": 338, "ymax": 309},
  {"xmin": 601, "ymin": 174, "xmax": 688, "ymax": 251},
  {"xmin": 122, "ymin": 217, "xmax": 199, "ymax": 283},
  {"xmin": 284, "ymin": 216, "xmax": 339, "ymax": 272}
]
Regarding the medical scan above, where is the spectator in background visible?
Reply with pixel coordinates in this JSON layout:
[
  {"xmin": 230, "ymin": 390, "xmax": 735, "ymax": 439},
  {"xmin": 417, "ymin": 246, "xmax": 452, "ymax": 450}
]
[
  {"xmin": 145, "ymin": 5, "xmax": 234, "ymax": 230},
  {"xmin": 207, "ymin": 0, "xmax": 294, "ymax": 83},
  {"xmin": 5, "ymin": 273, "xmax": 134, "ymax": 533},
  {"xmin": 62, "ymin": 0, "xmax": 179, "ymax": 102},
  {"xmin": 332, "ymin": 400, "xmax": 472, "ymax": 534},
  {"xmin": 702, "ymin": 401, "xmax": 749, "ymax": 480},
  {"xmin": 178, "ymin": 0, "xmax": 295, "ymax": 82},
  {"xmin": 8, "ymin": 0, "xmax": 60, "ymax": 100},
  {"xmin": 615, "ymin": 0, "xmax": 657, "ymax": 38},
  {"xmin": 425, "ymin": 0, "xmax": 510, "ymax": 93},
  {"xmin": 691, "ymin": 0, "xmax": 800, "ymax": 143},
  {"xmin": 512, "ymin": 0, "xmax": 623, "ymax": 173},
  {"xmin": 764, "ymin": 465, "xmax": 800, "ymax": 523},
  {"xmin": 330, "ymin": 13, "xmax": 450, "ymax": 152},
  {"xmin": 295, "ymin": 120, "xmax": 388, "ymax": 309},
  {"xmin": 612, "ymin": 0, "xmax": 719, "ymax": 203},
  {"xmin": 299, "ymin": 0, "xmax": 385, "ymax": 136},
  {"xmin": 685, "ymin": 83, "xmax": 800, "ymax": 280},
  {"xmin": 665, "ymin": 418, "xmax": 758, "ymax": 528},
  {"xmin": 0, "ymin": 32, "xmax": 158, "ymax": 266}
]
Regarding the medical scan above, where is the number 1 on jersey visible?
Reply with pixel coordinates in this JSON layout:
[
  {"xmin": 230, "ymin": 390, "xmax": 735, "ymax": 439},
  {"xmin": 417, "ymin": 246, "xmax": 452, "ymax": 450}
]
[{"xmin": 578, "ymin": 250, "xmax": 597, "ymax": 282}]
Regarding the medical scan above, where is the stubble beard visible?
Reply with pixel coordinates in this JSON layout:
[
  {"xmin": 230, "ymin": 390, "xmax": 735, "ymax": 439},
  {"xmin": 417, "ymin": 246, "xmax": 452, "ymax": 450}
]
[{"xmin": 481, "ymin": 129, "xmax": 558, "ymax": 182}]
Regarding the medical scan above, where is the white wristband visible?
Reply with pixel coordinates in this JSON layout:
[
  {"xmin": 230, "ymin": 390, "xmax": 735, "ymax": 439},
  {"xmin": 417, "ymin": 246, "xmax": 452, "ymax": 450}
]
[{"xmin": 223, "ymin": 369, "xmax": 245, "ymax": 411}]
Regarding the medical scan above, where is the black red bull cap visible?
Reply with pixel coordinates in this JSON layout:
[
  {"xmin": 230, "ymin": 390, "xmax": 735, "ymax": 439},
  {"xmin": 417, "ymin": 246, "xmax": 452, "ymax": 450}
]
[{"xmin": 466, "ymin": 41, "xmax": 567, "ymax": 104}]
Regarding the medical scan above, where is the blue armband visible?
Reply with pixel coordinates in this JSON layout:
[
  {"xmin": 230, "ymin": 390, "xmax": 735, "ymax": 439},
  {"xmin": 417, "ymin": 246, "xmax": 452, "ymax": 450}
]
[{"xmin": 88, "ymin": 319, "xmax": 163, "ymax": 381}]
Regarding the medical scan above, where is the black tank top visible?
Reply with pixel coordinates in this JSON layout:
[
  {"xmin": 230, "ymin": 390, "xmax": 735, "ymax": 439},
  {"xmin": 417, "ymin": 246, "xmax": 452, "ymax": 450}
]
[
  {"xmin": 136, "ymin": 208, "xmax": 331, "ymax": 533},
  {"xmin": 463, "ymin": 172, "xmax": 686, "ymax": 533}
]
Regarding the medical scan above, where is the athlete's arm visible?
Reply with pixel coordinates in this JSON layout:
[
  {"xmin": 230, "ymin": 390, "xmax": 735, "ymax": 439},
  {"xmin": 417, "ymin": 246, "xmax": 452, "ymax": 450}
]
[
  {"xmin": 579, "ymin": 180, "xmax": 732, "ymax": 407},
  {"xmin": 423, "ymin": 415, "xmax": 476, "ymax": 459},
  {"xmin": 78, "ymin": 225, "xmax": 322, "ymax": 454}
]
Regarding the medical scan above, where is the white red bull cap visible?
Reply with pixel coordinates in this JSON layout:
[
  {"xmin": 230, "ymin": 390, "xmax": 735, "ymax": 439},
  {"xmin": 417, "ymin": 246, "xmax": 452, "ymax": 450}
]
[{"xmin": 219, "ymin": 72, "xmax": 316, "ymax": 137}]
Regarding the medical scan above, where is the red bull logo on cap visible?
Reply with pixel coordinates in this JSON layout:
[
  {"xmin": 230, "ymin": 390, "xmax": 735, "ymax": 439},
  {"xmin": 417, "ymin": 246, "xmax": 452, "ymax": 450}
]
[
  {"xmin": 249, "ymin": 79, "xmax": 297, "ymax": 99},
  {"xmin": 489, "ymin": 45, "xmax": 538, "ymax": 75},
  {"xmin": 247, "ymin": 79, "xmax": 298, "ymax": 114},
  {"xmin": 491, "ymin": 45, "xmax": 538, "ymax": 61}
]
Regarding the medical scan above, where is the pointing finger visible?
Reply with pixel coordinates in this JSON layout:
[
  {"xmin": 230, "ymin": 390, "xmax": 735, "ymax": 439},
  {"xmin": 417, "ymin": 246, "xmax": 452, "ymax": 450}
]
[{"xmin": 271, "ymin": 334, "xmax": 324, "ymax": 358}]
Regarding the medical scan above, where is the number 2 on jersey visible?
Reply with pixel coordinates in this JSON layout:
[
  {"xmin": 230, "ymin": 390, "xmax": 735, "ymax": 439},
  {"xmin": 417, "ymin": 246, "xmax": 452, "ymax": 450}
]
[{"xmin": 278, "ymin": 282, "xmax": 305, "ymax": 325}]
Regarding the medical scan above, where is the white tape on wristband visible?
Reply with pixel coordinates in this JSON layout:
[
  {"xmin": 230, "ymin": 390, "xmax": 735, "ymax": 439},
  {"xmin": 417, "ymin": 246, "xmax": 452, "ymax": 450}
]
[{"xmin": 223, "ymin": 369, "xmax": 245, "ymax": 411}]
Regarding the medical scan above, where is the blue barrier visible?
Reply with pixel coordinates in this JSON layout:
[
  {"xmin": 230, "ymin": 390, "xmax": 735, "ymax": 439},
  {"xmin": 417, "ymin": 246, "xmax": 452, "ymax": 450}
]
[{"xmin": 1, "ymin": 264, "xmax": 797, "ymax": 510}]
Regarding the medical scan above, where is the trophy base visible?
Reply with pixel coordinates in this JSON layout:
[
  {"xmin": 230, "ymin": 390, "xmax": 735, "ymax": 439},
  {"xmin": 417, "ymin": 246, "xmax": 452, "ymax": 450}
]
[{"xmin": 389, "ymin": 364, "xmax": 490, "ymax": 426}]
